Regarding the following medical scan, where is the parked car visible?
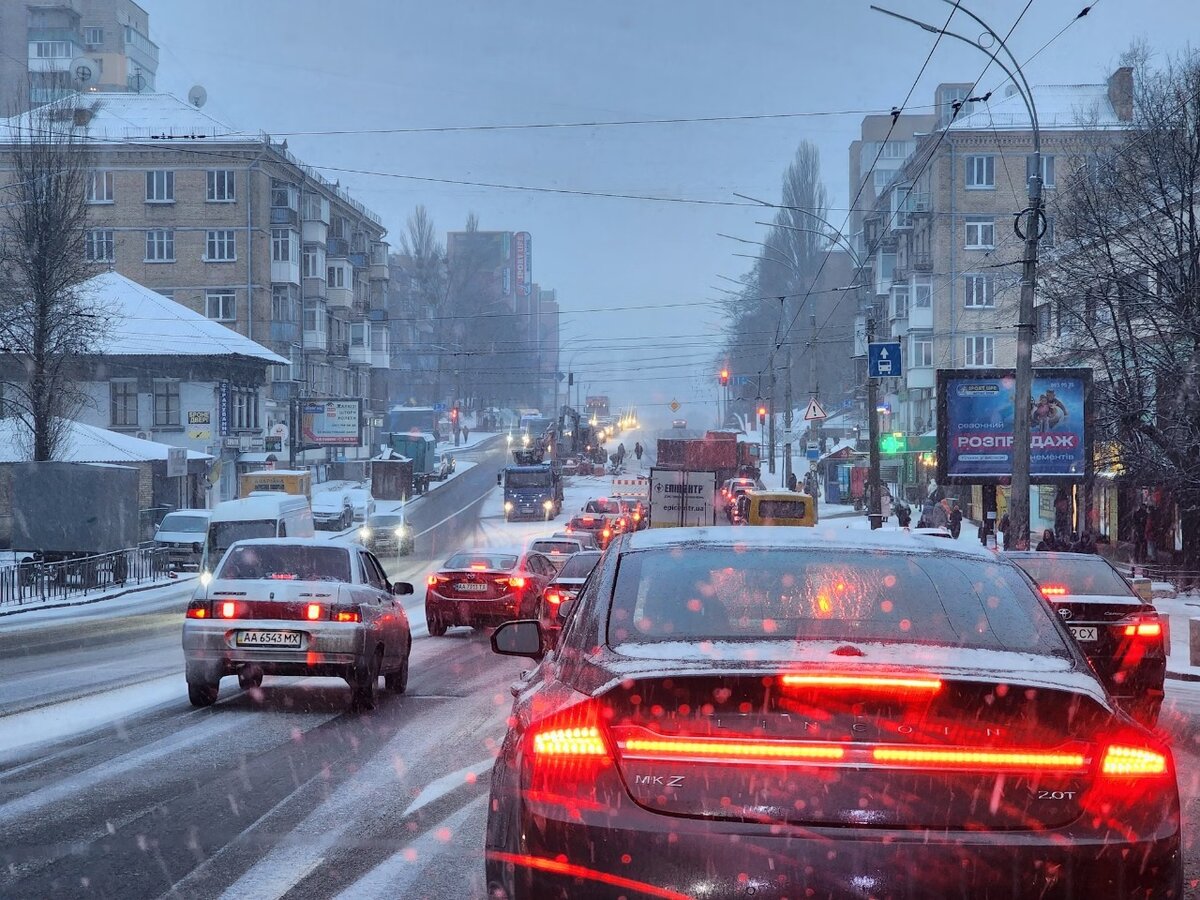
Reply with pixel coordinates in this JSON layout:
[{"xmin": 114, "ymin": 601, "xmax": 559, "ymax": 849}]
[
  {"xmin": 435, "ymin": 450, "xmax": 456, "ymax": 481},
  {"xmin": 153, "ymin": 509, "xmax": 212, "ymax": 571},
  {"xmin": 485, "ymin": 527, "xmax": 1181, "ymax": 899},
  {"xmin": 1008, "ymin": 550, "xmax": 1167, "ymax": 726},
  {"xmin": 311, "ymin": 490, "xmax": 354, "ymax": 530},
  {"xmin": 425, "ymin": 547, "xmax": 557, "ymax": 635},
  {"xmin": 345, "ymin": 488, "xmax": 375, "ymax": 523},
  {"xmin": 183, "ymin": 538, "xmax": 413, "ymax": 710},
  {"xmin": 357, "ymin": 513, "xmax": 415, "ymax": 558}
]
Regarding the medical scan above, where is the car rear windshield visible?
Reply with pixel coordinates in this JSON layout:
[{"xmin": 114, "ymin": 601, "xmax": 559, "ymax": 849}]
[
  {"xmin": 608, "ymin": 548, "xmax": 1065, "ymax": 654},
  {"xmin": 531, "ymin": 540, "xmax": 579, "ymax": 555},
  {"xmin": 1010, "ymin": 555, "xmax": 1131, "ymax": 597},
  {"xmin": 558, "ymin": 552, "xmax": 602, "ymax": 578},
  {"xmin": 584, "ymin": 500, "xmax": 619, "ymax": 514},
  {"xmin": 157, "ymin": 513, "xmax": 207, "ymax": 533},
  {"xmin": 445, "ymin": 552, "xmax": 517, "ymax": 571},
  {"xmin": 218, "ymin": 545, "xmax": 352, "ymax": 582}
]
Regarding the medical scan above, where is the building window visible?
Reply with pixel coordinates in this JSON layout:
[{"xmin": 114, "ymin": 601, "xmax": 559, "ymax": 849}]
[
  {"xmin": 153, "ymin": 379, "xmax": 180, "ymax": 427},
  {"xmin": 145, "ymin": 229, "xmax": 174, "ymax": 262},
  {"xmin": 33, "ymin": 42, "xmax": 70, "ymax": 59},
  {"xmin": 873, "ymin": 169, "xmax": 895, "ymax": 193},
  {"xmin": 1027, "ymin": 154, "xmax": 1056, "ymax": 188},
  {"xmin": 85, "ymin": 229, "xmax": 114, "ymax": 263},
  {"xmin": 205, "ymin": 290, "xmax": 236, "ymax": 322},
  {"xmin": 271, "ymin": 228, "xmax": 292, "ymax": 262},
  {"xmin": 964, "ymin": 217, "xmax": 995, "ymax": 249},
  {"xmin": 145, "ymin": 170, "xmax": 174, "ymax": 203},
  {"xmin": 327, "ymin": 264, "xmax": 347, "ymax": 288},
  {"xmin": 231, "ymin": 386, "xmax": 259, "ymax": 431},
  {"xmin": 913, "ymin": 278, "xmax": 932, "ymax": 309},
  {"xmin": 83, "ymin": 26, "xmax": 104, "ymax": 46},
  {"xmin": 86, "ymin": 170, "xmax": 113, "ymax": 203},
  {"xmin": 911, "ymin": 335, "xmax": 933, "ymax": 368},
  {"xmin": 205, "ymin": 230, "xmax": 236, "ymax": 261},
  {"xmin": 110, "ymin": 380, "xmax": 138, "ymax": 427},
  {"xmin": 303, "ymin": 301, "xmax": 327, "ymax": 333},
  {"xmin": 206, "ymin": 170, "xmax": 236, "ymax": 202},
  {"xmin": 890, "ymin": 284, "xmax": 909, "ymax": 319},
  {"xmin": 964, "ymin": 335, "xmax": 994, "ymax": 367},
  {"xmin": 272, "ymin": 284, "xmax": 297, "ymax": 322},
  {"xmin": 302, "ymin": 246, "xmax": 323, "ymax": 279},
  {"xmin": 966, "ymin": 155, "xmax": 995, "ymax": 189},
  {"xmin": 964, "ymin": 274, "xmax": 995, "ymax": 308}
]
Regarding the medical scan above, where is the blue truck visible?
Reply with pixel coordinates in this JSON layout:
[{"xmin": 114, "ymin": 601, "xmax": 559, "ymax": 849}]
[{"xmin": 499, "ymin": 462, "xmax": 563, "ymax": 522}]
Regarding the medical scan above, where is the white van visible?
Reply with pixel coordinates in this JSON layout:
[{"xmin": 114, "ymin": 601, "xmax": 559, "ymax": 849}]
[{"xmin": 202, "ymin": 494, "xmax": 315, "ymax": 572}]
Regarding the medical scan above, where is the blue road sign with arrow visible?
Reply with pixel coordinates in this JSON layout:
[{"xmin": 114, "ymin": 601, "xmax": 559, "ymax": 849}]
[{"xmin": 868, "ymin": 342, "xmax": 902, "ymax": 379}]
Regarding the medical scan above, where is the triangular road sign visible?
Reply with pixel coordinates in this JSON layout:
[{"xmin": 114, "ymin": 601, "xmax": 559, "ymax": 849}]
[{"xmin": 803, "ymin": 398, "xmax": 828, "ymax": 421}]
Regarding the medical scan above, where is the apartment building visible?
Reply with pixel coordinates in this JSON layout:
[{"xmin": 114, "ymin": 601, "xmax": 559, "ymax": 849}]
[
  {"xmin": 0, "ymin": 0, "xmax": 158, "ymax": 113},
  {"xmin": 0, "ymin": 91, "xmax": 391, "ymax": 461},
  {"xmin": 859, "ymin": 69, "xmax": 1133, "ymax": 436}
]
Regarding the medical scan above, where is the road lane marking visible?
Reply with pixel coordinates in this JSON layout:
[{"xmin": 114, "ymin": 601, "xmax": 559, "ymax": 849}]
[{"xmin": 401, "ymin": 758, "xmax": 494, "ymax": 817}]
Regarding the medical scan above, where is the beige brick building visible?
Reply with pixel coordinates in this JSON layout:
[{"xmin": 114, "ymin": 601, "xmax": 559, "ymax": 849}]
[
  {"xmin": 0, "ymin": 92, "xmax": 391, "ymax": 461},
  {"xmin": 859, "ymin": 70, "xmax": 1133, "ymax": 436}
]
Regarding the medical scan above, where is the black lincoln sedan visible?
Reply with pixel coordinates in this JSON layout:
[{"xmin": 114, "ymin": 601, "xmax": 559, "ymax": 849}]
[{"xmin": 484, "ymin": 527, "xmax": 1181, "ymax": 899}]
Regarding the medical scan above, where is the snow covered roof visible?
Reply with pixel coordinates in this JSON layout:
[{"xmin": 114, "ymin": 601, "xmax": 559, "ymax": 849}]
[
  {"xmin": 83, "ymin": 272, "xmax": 287, "ymax": 364},
  {"xmin": 0, "ymin": 92, "xmax": 252, "ymax": 144},
  {"xmin": 0, "ymin": 420, "xmax": 211, "ymax": 464},
  {"xmin": 819, "ymin": 439, "xmax": 859, "ymax": 461},
  {"xmin": 948, "ymin": 83, "xmax": 1127, "ymax": 132}
]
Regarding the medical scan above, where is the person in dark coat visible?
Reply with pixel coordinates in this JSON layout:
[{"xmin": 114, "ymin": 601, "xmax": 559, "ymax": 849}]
[
  {"xmin": 949, "ymin": 502, "xmax": 963, "ymax": 539},
  {"xmin": 786, "ymin": 471, "xmax": 798, "ymax": 492},
  {"xmin": 1131, "ymin": 503, "xmax": 1149, "ymax": 563},
  {"xmin": 1036, "ymin": 529, "xmax": 1057, "ymax": 551}
]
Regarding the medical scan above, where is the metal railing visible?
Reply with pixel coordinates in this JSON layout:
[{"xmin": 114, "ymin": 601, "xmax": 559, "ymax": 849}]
[{"xmin": 0, "ymin": 546, "xmax": 174, "ymax": 609}]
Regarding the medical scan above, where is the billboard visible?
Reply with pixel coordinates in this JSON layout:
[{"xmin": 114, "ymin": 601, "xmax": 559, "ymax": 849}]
[
  {"xmin": 301, "ymin": 399, "xmax": 362, "ymax": 447},
  {"xmin": 937, "ymin": 368, "xmax": 1091, "ymax": 482},
  {"xmin": 514, "ymin": 231, "xmax": 532, "ymax": 297}
]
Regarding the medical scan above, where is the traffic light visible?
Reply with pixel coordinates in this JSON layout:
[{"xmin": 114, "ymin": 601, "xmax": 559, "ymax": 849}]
[
  {"xmin": 450, "ymin": 407, "xmax": 459, "ymax": 424},
  {"xmin": 757, "ymin": 405, "xmax": 767, "ymax": 420},
  {"xmin": 719, "ymin": 369, "xmax": 729, "ymax": 387}
]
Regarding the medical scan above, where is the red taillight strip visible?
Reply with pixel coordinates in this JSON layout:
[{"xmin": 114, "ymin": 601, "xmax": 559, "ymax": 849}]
[
  {"xmin": 1123, "ymin": 621, "xmax": 1162, "ymax": 638},
  {"xmin": 779, "ymin": 673, "xmax": 943, "ymax": 692},
  {"xmin": 620, "ymin": 735, "xmax": 845, "ymax": 763},
  {"xmin": 1101, "ymin": 744, "xmax": 1168, "ymax": 776},
  {"xmin": 485, "ymin": 851, "xmax": 693, "ymax": 900},
  {"xmin": 872, "ymin": 747, "xmax": 1088, "ymax": 772},
  {"xmin": 532, "ymin": 726, "xmax": 607, "ymax": 757}
]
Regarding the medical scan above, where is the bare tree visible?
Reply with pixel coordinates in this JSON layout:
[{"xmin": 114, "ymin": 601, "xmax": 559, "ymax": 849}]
[
  {"xmin": 1040, "ymin": 51, "xmax": 1200, "ymax": 569},
  {"xmin": 0, "ymin": 103, "xmax": 109, "ymax": 461}
]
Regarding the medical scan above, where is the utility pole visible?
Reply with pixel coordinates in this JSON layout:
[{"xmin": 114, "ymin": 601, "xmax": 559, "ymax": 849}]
[
  {"xmin": 1010, "ymin": 164, "xmax": 1043, "ymax": 550},
  {"xmin": 866, "ymin": 314, "xmax": 883, "ymax": 530},
  {"xmin": 768, "ymin": 370, "xmax": 777, "ymax": 476},
  {"xmin": 809, "ymin": 310, "xmax": 821, "ymax": 461},
  {"xmin": 780, "ymin": 296, "xmax": 793, "ymax": 487}
]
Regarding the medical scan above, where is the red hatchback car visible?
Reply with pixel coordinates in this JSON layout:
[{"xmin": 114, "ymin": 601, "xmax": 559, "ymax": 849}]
[{"xmin": 425, "ymin": 548, "xmax": 557, "ymax": 635}]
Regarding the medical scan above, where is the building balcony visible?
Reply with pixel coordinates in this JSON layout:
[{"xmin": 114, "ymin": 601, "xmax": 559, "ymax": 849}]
[
  {"xmin": 329, "ymin": 340, "xmax": 350, "ymax": 359},
  {"xmin": 271, "ymin": 259, "xmax": 300, "ymax": 286},
  {"xmin": 348, "ymin": 252, "xmax": 368, "ymax": 269},
  {"xmin": 302, "ymin": 219, "xmax": 327, "ymax": 244},
  {"xmin": 327, "ymin": 284, "xmax": 355, "ymax": 310},
  {"xmin": 270, "ymin": 207, "xmax": 300, "ymax": 228},
  {"xmin": 370, "ymin": 260, "xmax": 390, "ymax": 281},
  {"xmin": 302, "ymin": 276, "xmax": 326, "ymax": 298},
  {"xmin": 269, "ymin": 321, "xmax": 299, "ymax": 343},
  {"xmin": 912, "ymin": 252, "xmax": 933, "ymax": 272},
  {"xmin": 907, "ymin": 367, "xmax": 935, "ymax": 390},
  {"xmin": 909, "ymin": 305, "xmax": 933, "ymax": 330},
  {"xmin": 327, "ymin": 237, "xmax": 349, "ymax": 258},
  {"xmin": 371, "ymin": 347, "xmax": 391, "ymax": 369},
  {"xmin": 350, "ymin": 343, "xmax": 372, "ymax": 366},
  {"xmin": 303, "ymin": 330, "xmax": 327, "ymax": 352}
]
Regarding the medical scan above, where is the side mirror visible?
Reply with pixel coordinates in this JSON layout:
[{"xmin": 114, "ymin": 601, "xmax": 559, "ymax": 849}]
[
  {"xmin": 496, "ymin": 472, "xmax": 503, "ymax": 486},
  {"xmin": 391, "ymin": 581, "xmax": 414, "ymax": 596},
  {"xmin": 556, "ymin": 597, "xmax": 577, "ymax": 624},
  {"xmin": 491, "ymin": 620, "xmax": 544, "ymax": 660}
]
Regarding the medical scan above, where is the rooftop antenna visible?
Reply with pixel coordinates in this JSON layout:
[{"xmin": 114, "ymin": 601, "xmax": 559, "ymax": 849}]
[{"xmin": 188, "ymin": 84, "xmax": 208, "ymax": 108}]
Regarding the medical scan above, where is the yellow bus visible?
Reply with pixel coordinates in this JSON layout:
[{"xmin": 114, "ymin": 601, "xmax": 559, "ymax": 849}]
[{"xmin": 739, "ymin": 490, "xmax": 819, "ymax": 527}]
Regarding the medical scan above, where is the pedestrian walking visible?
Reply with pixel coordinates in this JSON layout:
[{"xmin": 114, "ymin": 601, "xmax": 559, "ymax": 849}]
[
  {"xmin": 1131, "ymin": 503, "xmax": 1148, "ymax": 563},
  {"xmin": 634, "ymin": 442, "xmax": 644, "ymax": 461},
  {"xmin": 462, "ymin": 425, "xmax": 470, "ymax": 443},
  {"xmin": 949, "ymin": 502, "xmax": 963, "ymax": 539},
  {"xmin": 1145, "ymin": 506, "xmax": 1159, "ymax": 564},
  {"xmin": 1036, "ymin": 529, "xmax": 1057, "ymax": 551}
]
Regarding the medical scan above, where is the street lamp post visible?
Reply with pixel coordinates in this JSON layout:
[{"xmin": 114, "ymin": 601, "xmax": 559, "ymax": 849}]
[{"xmin": 873, "ymin": 0, "xmax": 1042, "ymax": 547}]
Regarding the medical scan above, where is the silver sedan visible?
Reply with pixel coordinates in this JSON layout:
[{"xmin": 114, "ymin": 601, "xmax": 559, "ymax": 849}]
[{"xmin": 182, "ymin": 538, "xmax": 413, "ymax": 710}]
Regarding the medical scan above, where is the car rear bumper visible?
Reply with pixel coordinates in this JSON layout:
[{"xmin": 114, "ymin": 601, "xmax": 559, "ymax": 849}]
[
  {"xmin": 182, "ymin": 621, "xmax": 366, "ymax": 681},
  {"xmin": 426, "ymin": 590, "xmax": 527, "ymax": 626},
  {"xmin": 488, "ymin": 815, "xmax": 1182, "ymax": 900}
]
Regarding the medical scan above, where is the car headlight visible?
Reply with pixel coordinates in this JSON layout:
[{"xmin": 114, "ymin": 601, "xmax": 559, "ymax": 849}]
[
  {"xmin": 542, "ymin": 500, "xmax": 553, "ymax": 510},
  {"xmin": 394, "ymin": 525, "xmax": 408, "ymax": 537},
  {"xmin": 504, "ymin": 501, "xmax": 514, "ymax": 511},
  {"xmin": 199, "ymin": 571, "xmax": 213, "ymax": 587},
  {"xmin": 358, "ymin": 527, "xmax": 371, "ymax": 541}
]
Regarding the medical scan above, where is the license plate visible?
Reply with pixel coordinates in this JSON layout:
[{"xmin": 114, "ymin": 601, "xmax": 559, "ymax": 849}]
[
  {"xmin": 1069, "ymin": 626, "xmax": 1098, "ymax": 642},
  {"xmin": 455, "ymin": 582, "xmax": 488, "ymax": 592},
  {"xmin": 236, "ymin": 630, "xmax": 301, "ymax": 648}
]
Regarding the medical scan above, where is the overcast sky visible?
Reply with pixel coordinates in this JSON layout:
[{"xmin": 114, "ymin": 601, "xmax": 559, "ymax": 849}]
[{"xmin": 145, "ymin": 0, "xmax": 1193, "ymax": 425}]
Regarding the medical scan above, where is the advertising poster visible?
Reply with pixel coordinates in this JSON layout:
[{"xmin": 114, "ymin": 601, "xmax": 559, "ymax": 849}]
[
  {"xmin": 937, "ymin": 368, "xmax": 1090, "ymax": 482},
  {"xmin": 301, "ymin": 399, "xmax": 362, "ymax": 447}
]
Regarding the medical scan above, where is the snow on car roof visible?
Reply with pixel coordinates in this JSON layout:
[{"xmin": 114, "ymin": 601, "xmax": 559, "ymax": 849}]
[
  {"xmin": 227, "ymin": 537, "xmax": 349, "ymax": 549},
  {"xmin": 624, "ymin": 525, "xmax": 996, "ymax": 557}
]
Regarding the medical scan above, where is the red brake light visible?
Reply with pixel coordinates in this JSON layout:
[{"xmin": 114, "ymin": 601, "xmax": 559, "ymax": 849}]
[
  {"xmin": 780, "ymin": 673, "xmax": 943, "ymax": 693},
  {"xmin": 1101, "ymin": 744, "xmax": 1168, "ymax": 776},
  {"xmin": 1123, "ymin": 620, "xmax": 1162, "ymax": 638},
  {"xmin": 1040, "ymin": 585, "xmax": 1068, "ymax": 597},
  {"xmin": 533, "ymin": 725, "xmax": 608, "ymax": 758},
  {"xmin": 505, "ymin": 576, "xmax": 526, "ymax": 589},
  {"xmin": 219, "ymin": 600, "xmax": 238, "ymax": 619},
  {"xmin": 471, "ymin": 564, "xmax": 487, "ymax": 570},
  {"xmin": 335, "ymin": 609, "xmax": 361, "ymax": 623},
  {"xmin": 545, "ymin": 591, "xmax": 563, "ymax": 606},
  {"xmin": 186, "ymin": 601, "xmax": 209, "ymax": 619},
  {"xmin": 306, "ymin": 603, "xmax": 322, "ymax": 621},
  {"xmin": 871, "ymin": 746, "xmax": 1087, "ymax": 772},
  {"xmin": 633, "ymin": 512, "xmax": 641, "ymax": 521},
  {"xmin": 602, "ymin": 528, "xmax": 611, "ymax": 538},
  {"xmin": 427, "ymin": 575, "xmax": 438, "ymax": 586},
  {"xmin": 620, "ymin": 734, "xmax": 845, "ymax": 763}
]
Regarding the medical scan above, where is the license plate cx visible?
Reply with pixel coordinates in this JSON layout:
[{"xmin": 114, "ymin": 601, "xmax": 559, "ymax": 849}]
[
  {"xmin": 236, "ymin": 630, "xmax": 301, "ymax": 648},
  {"xmin": 1069, "ymin": 626, "xmax": 1098, "ymax": 642}
]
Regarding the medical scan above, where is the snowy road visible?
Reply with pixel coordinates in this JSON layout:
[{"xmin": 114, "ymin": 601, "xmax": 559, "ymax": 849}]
[{"xmin": 4, "ymin": 442, "xmax": 1200, "ymax": 898}]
